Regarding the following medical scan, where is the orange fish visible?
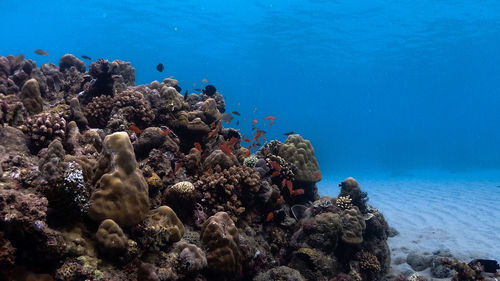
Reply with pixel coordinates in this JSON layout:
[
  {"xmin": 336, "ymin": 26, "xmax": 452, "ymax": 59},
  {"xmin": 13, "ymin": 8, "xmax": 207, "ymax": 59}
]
[
  {"xmin": 254, "ymin": 128, "xmax": 267, "ymax": 143},
  {"xmin": 251, "ymin": 142, "xmax": 257, "ymax": 151},
  {"xmin": 174, "ymin": 162, "xmax": 183, "ymax": 175},
  {"xmin": 242, "ymin": 138, "xmax": 251, "ymax": 143},
  {"xmin": 208, "ymin": 122, "xmax": 221, "ymax": 138},
  {"xmin": 314, "ymin": 172, "xmax": 320, "ymax": 181},
  {"xmin": 292, "ymin": 189, "xmax": 305, "ymax": 196},
  {"xmin": 227, "ymin": 136, "xmax": 239, "ymax": 147},
  {"xmin": 129, "ymin": 125, "xmax": 142, "ymax": 134},
  {"xmin": 265, "ymin": 211, "xmax": 274, "ymax": 222},
  {"xmin": 276, "ymin": 195, "xmax": 284, "ymax": 205},
  {"xmin": 162, "ymin": 129, "xmax": 171, "ymax": 136},
  {"xmin": 281, "ymin": 178, "xmax": 287, "ymax": 188},
  {"xmin": 194, "ymin": 142, "xmax": 203, "ymax": 153},
  {"xmin": 207, "ymin": 167, "xmax": 213, "ymax": 175},
  {"xmin": 286, "ymin": 180, "xmax": 293, "ymax": 194},
  {"xmin": 264, "ymin": 116, "xmax": 276, "ymax": 126},
  {"xmin": 251, "ymin": 119, "xmax": 258, "ymax": 130},
  {"xmin": 220, "ymin": 143, "xmax": 233, "ymax": 157}
]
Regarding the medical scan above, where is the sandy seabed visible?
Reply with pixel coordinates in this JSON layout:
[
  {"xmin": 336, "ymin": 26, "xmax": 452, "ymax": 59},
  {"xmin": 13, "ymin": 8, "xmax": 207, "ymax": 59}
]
[{"xmin": 319, "ymin": 170, "xmax": 500, "ymax": 270}]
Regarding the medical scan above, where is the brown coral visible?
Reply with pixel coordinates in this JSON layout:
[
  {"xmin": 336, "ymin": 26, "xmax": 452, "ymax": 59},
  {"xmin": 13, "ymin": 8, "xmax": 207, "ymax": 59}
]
[
  {"xmin": 84, "ymin": 95, "xmax": 114, "ymax": 128},
  {"xmin": 25, "ymin": 112, "xmax": 66, "ymax": 151},
  {"xmin": 278, "ymin": 134, "xmax": 321, "ymax": 183},
  {"xmin": 340, "ymin": 206, "xmax": 366, "ymax": 244},
  {"xmin": 112, "ymin": 89, "xmax": 154, "ymax": 126},
  {"xmin": 20, "ymin": 78, "xmax": 43, "ymax": 115},
  {"xmin": 88, "ymin": 132, "xmax": 150, "ymax": 227},
  {"xmin": 357, "ymin": 251, "xmax": 381, "ymax": 272},
  {"xmin": 195, "ymin": 165, "xmax": 260, "ymax": 221},
  {"xmin": 200, "ymin": 212, "xmax": 242, "ymax": 273},
  {"xmin": 143, "ymin": 206, "xmax": 185, "ymax": 247},
  {"xmin": 96, "ymin": 219, "xmax": 128, "ymax": 254}
]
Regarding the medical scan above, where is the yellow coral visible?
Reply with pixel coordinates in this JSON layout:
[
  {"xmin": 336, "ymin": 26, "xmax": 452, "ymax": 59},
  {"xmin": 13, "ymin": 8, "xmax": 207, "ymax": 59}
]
[{"xmin": 147, "ymin": 172, "xmax": 162, "ymax": 190}]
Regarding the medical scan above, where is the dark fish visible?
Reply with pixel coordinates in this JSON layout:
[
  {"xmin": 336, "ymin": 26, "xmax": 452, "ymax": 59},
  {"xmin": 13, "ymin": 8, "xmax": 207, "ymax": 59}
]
[
  {"xmin": 283, "ymin": 131, "xmax": 295, "ymax": 136},
  {"xmin": 81, "ymin": 55, "xmax": 92, "ymax": 60},
  {"xmin": 231, "ymin": 111, "xmax": 241, "ymax": 116},
  {"xmin": 156, "ymin": 63, "xmax": 164, "ymax": 72},
  {"xmin": 34, "ymin": 49, "xmax": 49, "ymax": 56},
  {"xmin": 236, "ymin": 120, "xmax": 239, "ymax": 126},
  {"xmin": 194, "ymin": 88, "xmax": 201, "ymax": 91},
  {"xmin": 469, "ymin": 259, "xmax": 499, "ymax": 273},
  {"xmin": 14, "ymin": 54, "xmax": 25, "ymax": 65},
  {"xmin": 184, "ymin": 90, "xmax": 188, "ymax": 100},
  {"xmin": 202, "ymin": 84, "xmax": 216, "ymax": 96}
]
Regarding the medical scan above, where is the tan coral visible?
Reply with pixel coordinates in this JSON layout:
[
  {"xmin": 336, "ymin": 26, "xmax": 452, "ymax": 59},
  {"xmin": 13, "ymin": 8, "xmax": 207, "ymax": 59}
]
[
  {"xmin": 20, "ymin": 78, "xmax": 43, "ymax": 114},
  {"xmin": 336, "ymin": 195, "xmax": 353, "ymax": 210},
  {"xmin": 195, "ymin": 165, "xmax": 260, "ymax": 221},
  {"xmin": 200, "ymin": 212, "xmax": 242, "ymax": 273},
  {"xmin": 340, "ymin": 206, "xmax": 366, "ymax": 244},
  {"xmin": 88, "ymin": 132, "xmax": 150, "ymax": 227},
  {"xmin": 144, "ymin": 206, "xmax": 185, "ymax": 246},
  {"xmin": 278, "ymin": 134, "xmax": 321, "ymax": 183},
  {"xmin": 96, "ymin": 219, "xmax": 128, "ymax": 254}
]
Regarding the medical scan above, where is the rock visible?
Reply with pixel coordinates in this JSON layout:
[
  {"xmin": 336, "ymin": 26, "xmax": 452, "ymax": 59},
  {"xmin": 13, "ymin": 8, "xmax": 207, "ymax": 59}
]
[{"xmin": 406, "ymin": 251, "xmax": 432, "ymax": 271}]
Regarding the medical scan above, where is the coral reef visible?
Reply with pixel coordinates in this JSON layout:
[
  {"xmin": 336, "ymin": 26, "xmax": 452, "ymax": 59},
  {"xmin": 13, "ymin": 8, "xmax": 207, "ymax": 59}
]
[{"xmin": 0, "ymin": 54, "xmax": 406, "ymax": 281}]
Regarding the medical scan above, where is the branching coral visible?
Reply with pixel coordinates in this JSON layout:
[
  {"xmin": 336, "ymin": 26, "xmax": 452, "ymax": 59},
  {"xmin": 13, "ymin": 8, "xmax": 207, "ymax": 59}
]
[
  {"xmin": 195, "ymin": 165, "xmax": 260, "ymax": 221},
  {"xmin": 26, "ymin": 112, "xmax": 66, "ymax": 151},
  {"xmin": 112, "ymin": 89, "xmax": 154, "ymax": 126},
  {"xmin": 84, "ymin": 95, "xmax": 114, "ymax": 128},
  {"xmin": 336, "ymin": 195, "xmax": 353, "ymax": 210},
  {"xmin": 357, "ymin": 251, "xmax": 381, "ymax": 273}
]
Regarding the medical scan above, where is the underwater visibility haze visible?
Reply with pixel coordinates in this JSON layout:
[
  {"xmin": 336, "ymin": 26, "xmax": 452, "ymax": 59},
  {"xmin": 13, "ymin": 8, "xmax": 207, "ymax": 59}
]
[{"xmin": 0, "ymin": 0, "xmax": 499, "ymax": 280}]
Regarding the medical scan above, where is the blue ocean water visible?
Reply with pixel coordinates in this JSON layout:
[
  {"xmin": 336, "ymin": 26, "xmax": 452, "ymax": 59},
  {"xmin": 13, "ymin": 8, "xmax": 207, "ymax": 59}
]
[{"xmin": 1, "ymin": 1, "xmax": 499, "ymax": 175}]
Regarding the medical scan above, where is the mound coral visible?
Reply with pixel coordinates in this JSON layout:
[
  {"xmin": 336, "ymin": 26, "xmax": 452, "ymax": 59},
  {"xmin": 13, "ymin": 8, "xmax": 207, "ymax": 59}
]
[
  {"xmin": 200, "ymin": 212, "xmax": 242, "ymax": 273},
  {"xmin": 88, "ymin": 132, "xmax": 150, "ymax": 227},
  {"xmin": 96, "ymin": 219, "xmax": 128, "ymax": 254},
  {"xmin": 143, "ymin": 206, "xmax": 185, "ymax": 248},
  {"xmin": 339, "ymin": 177, "xmax": 368, "ymax": 213},
  {"xmin": 278, "ymin": 134, "xmax": 321, "ymax": 183},
  {"xmin": 25, "ymin": 112, "xmax": 66, "ymax": 151},
  {"xmin": 340, "ymin": 206, "xmax": 366, "ymax": 244},
  {"xmin": 20, "ymin": 78, "xmax": 43, "ymax": 115}
]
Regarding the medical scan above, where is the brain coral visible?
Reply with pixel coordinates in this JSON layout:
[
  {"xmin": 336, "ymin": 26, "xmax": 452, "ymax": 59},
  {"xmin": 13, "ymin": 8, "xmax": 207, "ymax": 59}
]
[
  {"xmin": 88, "ymin": 132, "xmax": 149, "ymax": 227},
  {"xmin": 340, "ymin": 206, "xmax": 366, "ymax": 244},
  {"xmin": 96, "ymin": 219, "xmax": 128, "ymax": 254},
  {"xmin": 200, "ymin": 212, "xmax": 242, "ymax": 273},
  {"xmin": 278, "ymin": 134, "xmax": 321, "ymax": 183}
]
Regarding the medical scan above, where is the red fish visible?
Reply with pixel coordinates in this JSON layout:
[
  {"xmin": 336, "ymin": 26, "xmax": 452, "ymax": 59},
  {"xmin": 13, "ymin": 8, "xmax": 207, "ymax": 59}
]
[
  {"xmin": 254, "ymin": 128, "xmax": 267, "ymax": 143},
  {"xmin": 220, "ymin": 143, "xmax": 233, "ymax": 157},
  {"xmin": 314, "ymin": 172, "xmax": 320, "ymax": 181},
  {"xmin": 162, "ymin": 129, "xmax": 171, "ymax": 136},
  {"xmin": 194, "ymin": 142, "xmax": 203, "ymax": 153},
  {"xmin": 251, "ymin": 142, "xmax": 257, "ymax": 151},
  {"xmin": 174, "ymin": 162, "xmax": 183, "ymax": 175},
  {"xmin": 270, "ymin": 161, "xmax": 281, "ymax": 177},
  {"xmin": 129, "ymin": 125, "xmax": 142, "ymax": 134},
  {"xmin": 227, "ymin": 136, "xmax": 239, "ymax": 147},
  {"xmin": 281, "ymin": 178, "xmax": 287, "ymax": 188},
  {"xmin": 207, "ymin": 167, "xmax": 213, "ymax": 175},
  {"xmin": 251, "ymin": 119, "xmax": 258, "ymax": 130},
  {"xmin": 286, "ymin": 180, "xmax": 293, "ymax": 194},
  {"xmin": 242, "ymin": 138, "xmax": 251, "ymax": 143},
  {"xmin": 276, "ymin": 195, "xmax": 284, "ymax": 205},
  {"xmin": 208, "ymin": 122, "xmax": 221, "ymax": 138},
  {"xmin": 292, "ymin": 189, "xmax": 305, "ymax": 196},
  {"xmin": 265, "ymin": 211, "xmax": 274, "ymax": 222},
  {"xmin": 264, "ymin": 116, "xmax": 276, "ymax": 126}
]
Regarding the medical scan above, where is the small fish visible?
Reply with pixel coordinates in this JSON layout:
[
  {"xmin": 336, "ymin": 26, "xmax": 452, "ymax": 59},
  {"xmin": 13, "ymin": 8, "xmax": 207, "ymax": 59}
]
[
  {"xmin": 219, "ymin": 143, "xmax": 233, "ymax": 157},
  {"xmin": 129, "ymin": 125, "xmax": 142, "ymax": 134},
  {"xmin": 251, "ymin": 119, "xmax": 258, "ymax": 130},
  {"xmin": 242, "ymin": 138, "xmax": 251, "ymax": 143},
  {"xmin": 220, "ymin": 113, "xmax": 234, "ymax": 124},
  {"xmin": 314, "ymin": 172, "xmax": 320, "ymax": 181},
  {"xmin": 264, "ymin": 115, "xmax": 276, "ymax": 126},
  {"xmin": 202, "ymin": 85, "xmax": 217, "ymax": 96},
  {"xmin": 194, "ymin": 88, "xmax": 201, "ymax": 91},
  {"xmin": 156, "ymin": 63, "xmax": 164, "ymax": 72},
  {"xmin": 202, "ymin": 78, "xmax": 208, "ymax": 83},
  {"xmin": 283, "ymin": 131, "xmax": 295, "ymax": 136},
  {"xmin": 81, "ymin": 55, "xmax": 92, "ymax": 60},
  {"xmin": 34, "ymin": 49, "xmax": 49, "ymax": 56},
  {"xmin": 174, "ymin": 161, "xmax": 183, "ymax": 175},
  {"xmin": 253, "ymin": 107, "xmax": 258, "ymax": 113},
  {"xmin": 282, "ymin": 178, "xmax": 287, "ymax": 188},
  {"xmin": 286, "ymin": 180, "xmax": 294, "ymax": 194},
  {"xmin": 231, "ymin": 111, "xmax": 241, "ymax": 116},
  {"xmin": 292, "ymin": 189, "xmax": 305, "ymax": 196},
  {"xmin": 194, "ymin": 142, "xmax": 203, "ymax": 153},
  {"xmin": 184, "ymin": 90, "xmax": 188, "ymax": 100},
  {"xmin": 226, "ymin": 136, "xmax": 239, "ymax": 147},
  {"xmin": 243, "ymin": 149, "xmax": 251, "ymax": 158},
  {"xmin": 14, "ymin": 54, "xmax": 25, "ymax": 65},
  {"xmin": 265, "ymin": 211, "xmax": 274, "ymax": 222},
  {"xmin": 162, "ymin": 129, "xmax": 172, "ymax": 136},
  {"xmin": 236, "ymin": 120, "xmax": 240, "ymax": 126},
  {"xmin": 237, "ymin": 103, "xmax": 240, "ymax": 107}
]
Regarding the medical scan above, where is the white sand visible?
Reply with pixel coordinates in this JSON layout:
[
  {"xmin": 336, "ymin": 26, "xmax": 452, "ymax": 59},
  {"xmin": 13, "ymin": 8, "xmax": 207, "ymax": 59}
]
[{"xmin": 318, "ymin": 170, "xmax": 500, "ymax": 270}]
